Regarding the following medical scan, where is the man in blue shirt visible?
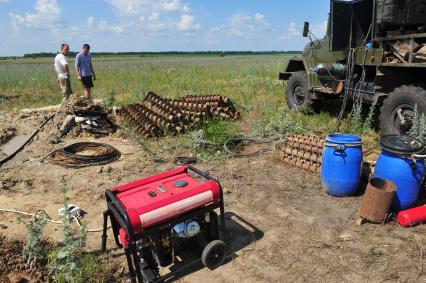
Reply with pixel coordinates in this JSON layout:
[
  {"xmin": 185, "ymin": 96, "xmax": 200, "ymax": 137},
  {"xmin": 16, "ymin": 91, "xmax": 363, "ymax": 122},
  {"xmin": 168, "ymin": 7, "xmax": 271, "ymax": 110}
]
[{"xmin": 75, "ymin": 43, "xmax": 96, "ymax": 99}]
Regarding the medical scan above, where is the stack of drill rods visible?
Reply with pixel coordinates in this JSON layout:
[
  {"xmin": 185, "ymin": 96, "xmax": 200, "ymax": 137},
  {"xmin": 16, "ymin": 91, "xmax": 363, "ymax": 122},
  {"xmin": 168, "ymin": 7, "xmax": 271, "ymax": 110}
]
[
  {"xmin": 120, "ymin": 108, "xmax": 156, "ymax": 138},
  {"xmin": 144, "ymin": 92, "xmax": 186, "ymax": 122},
  {"xmin": 122, "ymin": 92, "xmax": 240, "ymax": 139},
  {"xmin": 131, "ymin": 104, "xmax": 184, "ymax": 135},
  {"xmin": 278, "ymin": 134, "xmax": 325, "ymax": 174},
  {"xmin": 144, "ymin": 99, "xmax": 205, "ymax": 125},
  {"xmin": 285, "ymin": 141, "xmax": 323, "ymax": 155},
  {"xmin": 281, "ymin": 153, "xmax": 321, "ymax": 174},
  {"xmin": 146, "ymin": 92, "xmax": 239, "ymax": 121},
  {"xmin": 144, "ymin": 93, "xmax": 212, "ymax": 124},
  {"xmin": 286, "ymin": 134, "xmax": 325, "ymax": 148},
  {"xmin": 126, "ymin": 106, "xmax": 165, "ymax": 137},
  {"xmin": 175, "ymin": 95, "xmax": 232, "ymax": 105},
  {"xmin": 283, "ymin": 147, "xmax": 322, "ymax": 164},
  {"xmin": 168, "ymin": 100, "xmax": 209, "ymax": 112},
  {"xmin": 174, "ymin": 96, "xmax": 236, "ymax": 114},
  {"xmin": 210, "ymin": 107, "xmax": 239, "ymax": 120},
  {"xmin": 139, "ymin": 100, "xmax": 178, "ymax": 123},
  {"xmin": 130, "ymin": 104, "xmax": 184, "ymax": 135}
]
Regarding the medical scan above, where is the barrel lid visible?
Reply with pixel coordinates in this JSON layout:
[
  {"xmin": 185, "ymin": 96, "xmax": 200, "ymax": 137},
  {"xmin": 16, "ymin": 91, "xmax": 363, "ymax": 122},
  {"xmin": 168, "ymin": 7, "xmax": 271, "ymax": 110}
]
[
  {"xmin": 326, "ymin": 134, "xmax": 362, "ymax": 145},
  {"xmin": 379, "ymin": 135, "xmax": 423, "ymax": 155}
]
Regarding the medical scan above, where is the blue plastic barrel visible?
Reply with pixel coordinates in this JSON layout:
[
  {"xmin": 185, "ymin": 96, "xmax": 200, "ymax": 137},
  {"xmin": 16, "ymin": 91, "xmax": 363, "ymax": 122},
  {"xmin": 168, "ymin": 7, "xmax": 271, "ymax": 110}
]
[
  {"xmin": 321, "ymin": 134, "xmax": 363, "ymax": 197},
  {"xmin": 373, "ymin": 149, "xmax": 425, "ymax": 212}
]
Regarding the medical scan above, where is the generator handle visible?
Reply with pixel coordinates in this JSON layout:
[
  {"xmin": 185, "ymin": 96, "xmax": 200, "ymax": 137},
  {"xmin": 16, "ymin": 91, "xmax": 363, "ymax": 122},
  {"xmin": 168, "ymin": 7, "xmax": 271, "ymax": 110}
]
[
  {"xmin": 187, "ymin": 165, "xmax": 226, "ymax": 241},
  {"xmin": 187, "ymin": 165, "xmax": 214, "ymax": 180},
  {"xmin": 105, "ymin": 190, "xmax": 136, "ymax": 243}
]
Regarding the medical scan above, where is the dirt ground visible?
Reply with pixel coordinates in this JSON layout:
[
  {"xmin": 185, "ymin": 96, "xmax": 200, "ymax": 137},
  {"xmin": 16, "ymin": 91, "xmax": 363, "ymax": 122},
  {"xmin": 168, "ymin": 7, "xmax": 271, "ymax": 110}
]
[{"xmin": 2, "ymin": 107, "xmax": 426, "ymax": 283}]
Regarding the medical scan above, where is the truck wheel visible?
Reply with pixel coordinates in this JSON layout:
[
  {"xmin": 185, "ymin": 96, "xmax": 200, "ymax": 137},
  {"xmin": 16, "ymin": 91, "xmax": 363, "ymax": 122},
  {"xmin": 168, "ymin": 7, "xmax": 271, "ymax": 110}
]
[
  {"xmin": 285, "ymin": 71, "xmax": 313, "ymax": 112},
  {"xmin": 201, "ymin": 240, "xmax": 227, "ymax": 270},
  {"xmin": 380, "ymin": 85, "xmax": 426, "ymax": 135}
]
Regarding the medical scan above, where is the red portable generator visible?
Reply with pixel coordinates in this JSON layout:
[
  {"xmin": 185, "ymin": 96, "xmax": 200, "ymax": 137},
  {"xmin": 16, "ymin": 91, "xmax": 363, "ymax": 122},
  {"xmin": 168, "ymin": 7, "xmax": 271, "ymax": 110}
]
[{"xmin": 101, "ymin": 165, "xmax": 227, "ymax": 283}]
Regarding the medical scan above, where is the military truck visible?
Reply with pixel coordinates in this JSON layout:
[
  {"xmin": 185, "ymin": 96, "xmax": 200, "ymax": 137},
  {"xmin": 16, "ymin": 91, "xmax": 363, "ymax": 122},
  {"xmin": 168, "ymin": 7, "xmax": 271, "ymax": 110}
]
[{"xmin": 279, "ymin": 0, "xmax": 426, "ymax": 135}]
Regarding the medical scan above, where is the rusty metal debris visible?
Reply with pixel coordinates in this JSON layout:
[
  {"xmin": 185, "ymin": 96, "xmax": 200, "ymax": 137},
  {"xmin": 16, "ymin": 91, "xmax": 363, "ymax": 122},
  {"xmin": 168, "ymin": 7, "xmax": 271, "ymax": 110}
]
[
  {"xmin": 359, "ymin": 178, "xmax": 396, "ymax": 223},
  {"xmin": 277, "ymin": 134, "xmax": 325, "ymax": 174},
  {"xmin": 120, "ymin": 92, "xmax": 239, "ymax": 139}
]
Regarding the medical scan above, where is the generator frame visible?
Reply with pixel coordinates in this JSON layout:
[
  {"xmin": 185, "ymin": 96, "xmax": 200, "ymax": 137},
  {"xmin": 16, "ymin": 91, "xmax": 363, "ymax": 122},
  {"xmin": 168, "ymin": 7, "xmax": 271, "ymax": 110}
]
[{"xmin": 101, "ymin": 165, "xmax": 226, "ymax": 283}]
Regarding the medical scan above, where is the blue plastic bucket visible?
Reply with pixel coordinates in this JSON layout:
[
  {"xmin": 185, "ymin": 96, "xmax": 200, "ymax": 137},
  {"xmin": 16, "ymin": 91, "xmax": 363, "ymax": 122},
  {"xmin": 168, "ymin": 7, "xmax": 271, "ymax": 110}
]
[
  {"xmin": 321, "ymin": 134, "xmax": 363, "ymax": 197},
  {"xmin": 373, "ymin": 151, "xmax": 425, "ymax": 211}
]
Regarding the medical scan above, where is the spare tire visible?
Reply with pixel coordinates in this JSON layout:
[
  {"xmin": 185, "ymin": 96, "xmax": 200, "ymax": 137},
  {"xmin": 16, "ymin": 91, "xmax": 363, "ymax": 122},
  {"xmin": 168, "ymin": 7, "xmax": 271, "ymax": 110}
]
[{"xmin": 379, "ymin": 85, "xmax": 426, "ymax": 135}]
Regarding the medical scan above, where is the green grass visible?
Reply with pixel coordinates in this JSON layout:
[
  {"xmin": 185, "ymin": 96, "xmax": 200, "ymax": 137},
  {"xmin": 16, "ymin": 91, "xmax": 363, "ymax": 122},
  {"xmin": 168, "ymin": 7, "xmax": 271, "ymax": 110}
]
[
  {"xmin": 0, "ymin": 55, "xmax": 286, "ymax": 112},
  {"xmin": 0, "ymin": 54, "xmax": 379, "ymax": 147}
]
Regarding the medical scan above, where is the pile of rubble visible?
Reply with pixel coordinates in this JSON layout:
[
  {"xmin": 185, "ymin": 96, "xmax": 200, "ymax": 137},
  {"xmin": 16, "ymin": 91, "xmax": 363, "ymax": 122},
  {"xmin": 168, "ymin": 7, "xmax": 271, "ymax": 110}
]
[
  {"xmin": 120, "ymin": 92, "xmax": 239, "ymax": 138},
  {"xmin": 277, "ymin": 134, "xmax": 325, "ymax": 174},
  {"xmin": 48, "ymin": 96, "xmax": 116, "ymax": 144}
]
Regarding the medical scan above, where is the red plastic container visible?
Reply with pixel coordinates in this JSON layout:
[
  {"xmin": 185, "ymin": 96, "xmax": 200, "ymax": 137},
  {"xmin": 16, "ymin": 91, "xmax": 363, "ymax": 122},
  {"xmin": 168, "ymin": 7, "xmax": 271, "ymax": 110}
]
[{"xmin": 397, "ymin": 205, "xmax": 426, "ymax": 227}]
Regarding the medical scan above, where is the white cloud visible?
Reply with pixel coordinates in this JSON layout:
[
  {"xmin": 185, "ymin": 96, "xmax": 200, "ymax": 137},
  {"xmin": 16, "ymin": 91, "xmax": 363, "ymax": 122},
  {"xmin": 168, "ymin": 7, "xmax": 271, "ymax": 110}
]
[
  {"xmin": 105, "ymin": 0, "xmax": 189, "ymax": 16},
  {"xmin": 254, "ymin": 13, "xmax": 265, "ymax": 24},
  {"xmin": 210, "ymin": 12, "xmax": 271, "ymax": 37},
  {"xmin": 162, "ymin": 0, "xmax": 185, "ymax": 12},
  {"xmin": 282, "ymin": 22, "xmax": 300, "ymax": 39},
  {"xmin": 9, "ymin": 0, "xmax": 61, "ymax": 30},
  {"xmin": 209, "ymin": 25, "xmax": 224, "ymax": 33},
  {"xmin": 87, "ymin": 16, "xmax": 95, "ymax": 29},
  {"xmin": 98, "ymin": 20, "xmax": 127, "ymax": 34},
  {"xmin": 228, "ymin": 13, "xmax": 252, "ymax": 36},
  {"xmin": 104, "ymin": 0, "xmax": 200, "ymax": 34},
  {"xmin": 178, "ymin": 14, "xmax": 200, "ymax": 31}
]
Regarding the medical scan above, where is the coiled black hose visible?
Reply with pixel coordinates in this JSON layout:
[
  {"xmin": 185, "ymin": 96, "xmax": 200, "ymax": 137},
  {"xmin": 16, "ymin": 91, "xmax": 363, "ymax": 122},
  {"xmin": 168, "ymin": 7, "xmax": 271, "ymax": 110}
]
[{"xmin": 48, "ymin": 142, "xmax": 121, "ymax": 168}]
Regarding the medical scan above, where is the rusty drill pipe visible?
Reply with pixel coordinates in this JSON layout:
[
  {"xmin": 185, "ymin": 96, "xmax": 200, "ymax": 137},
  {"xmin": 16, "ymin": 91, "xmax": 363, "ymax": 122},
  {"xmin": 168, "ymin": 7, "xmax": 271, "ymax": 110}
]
[
  {"xmin": 138, "ymin": 106, "xmax": 181, "ymax": 128},
  {"xmin": 126, "ymin": 105, "xmax": 181, "ymax": 136},
  {"xmin": 133, "ymin": 105, "xmax": 180, "ymax": 132},
  {"xmin": 124, "ymin": 115, "xmax": 154, "ymax": 138},
  {"xmin": 144, "ymin": 99, "xmax": 186, "ymax": 122},
  {"xmin": 130, "ymin": 106, "xmax": 173, "ymax": 132},
  {"xmin": 136, "ymin": 104, "xmax": 177, "ymax": 124},
  {"xmin": 129, "ymin": 115, "xmax": 162, "ymax": 137}
]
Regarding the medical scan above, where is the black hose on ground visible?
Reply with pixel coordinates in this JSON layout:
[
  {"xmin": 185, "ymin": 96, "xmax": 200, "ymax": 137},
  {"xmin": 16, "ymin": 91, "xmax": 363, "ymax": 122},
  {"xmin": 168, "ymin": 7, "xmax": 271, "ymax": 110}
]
[{"xmin": 48, "ymin": 142, "xmax": 121, "ymax": 168}]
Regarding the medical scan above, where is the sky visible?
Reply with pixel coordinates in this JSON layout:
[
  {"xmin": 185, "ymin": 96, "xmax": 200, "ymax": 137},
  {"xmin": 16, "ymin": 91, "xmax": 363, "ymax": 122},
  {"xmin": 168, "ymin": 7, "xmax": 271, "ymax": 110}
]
[{"xmin": 0, "ymin": 0, "xmax": 331, "ymax": 56}]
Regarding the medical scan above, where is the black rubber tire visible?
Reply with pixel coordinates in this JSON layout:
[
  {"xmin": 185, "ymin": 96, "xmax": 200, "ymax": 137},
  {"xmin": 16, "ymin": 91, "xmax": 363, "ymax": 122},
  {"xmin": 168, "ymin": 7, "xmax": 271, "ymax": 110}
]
[
  {"xmin": 379, "ymin": 85, "xmax": 426, "ymax": 135},
  {"xmin": 285, "ymin": 71, "xmax": 313, "ymax": 112},
  {"xmin": 201, "ymin": 240, "xmax": 227, "ymax": 270}
]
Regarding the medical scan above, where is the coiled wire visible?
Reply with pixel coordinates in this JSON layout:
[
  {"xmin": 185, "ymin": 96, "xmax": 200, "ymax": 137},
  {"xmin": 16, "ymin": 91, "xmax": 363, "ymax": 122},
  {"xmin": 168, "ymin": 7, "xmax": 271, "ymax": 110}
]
[{"xmin": 48, "ymin": 142, "xmax": 121, "ymax": 168}]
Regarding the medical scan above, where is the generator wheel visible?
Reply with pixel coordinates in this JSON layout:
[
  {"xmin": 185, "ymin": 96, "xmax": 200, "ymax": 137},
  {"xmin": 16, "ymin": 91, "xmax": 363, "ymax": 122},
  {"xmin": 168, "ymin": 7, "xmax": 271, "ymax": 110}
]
[
  {"xmin": 285, "ymin": 71, "xmax": 313, "ymax": 112},
  {"xmin": 379, "ymin": 85, "xmax": 426, "ymax": 135},
  {"xmin": 201, "ymin": 240, "xmax": 227, "ymax": 270}
]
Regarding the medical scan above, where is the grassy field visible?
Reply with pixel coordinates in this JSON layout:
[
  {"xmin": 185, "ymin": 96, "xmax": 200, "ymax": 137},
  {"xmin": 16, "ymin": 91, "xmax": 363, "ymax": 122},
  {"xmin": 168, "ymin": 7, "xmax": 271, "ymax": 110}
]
[{"xmin": 0, "ymin": 54, "xmax": 378, "ymax": 146}]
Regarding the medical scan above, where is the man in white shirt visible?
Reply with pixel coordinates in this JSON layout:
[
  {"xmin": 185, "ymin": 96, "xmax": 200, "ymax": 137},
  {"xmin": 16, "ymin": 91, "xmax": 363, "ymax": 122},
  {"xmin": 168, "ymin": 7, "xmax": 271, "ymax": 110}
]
[{"xmin": 54, "ymin": 43, "xmax": 72, "ymax": 100}]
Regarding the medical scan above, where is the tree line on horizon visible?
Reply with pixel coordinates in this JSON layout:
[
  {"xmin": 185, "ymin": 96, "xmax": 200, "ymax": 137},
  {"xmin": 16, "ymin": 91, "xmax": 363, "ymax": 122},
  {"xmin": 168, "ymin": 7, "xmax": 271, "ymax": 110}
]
[{"xmin": 10, "ymin": 50, "xmax": 301, "ymax": 59}]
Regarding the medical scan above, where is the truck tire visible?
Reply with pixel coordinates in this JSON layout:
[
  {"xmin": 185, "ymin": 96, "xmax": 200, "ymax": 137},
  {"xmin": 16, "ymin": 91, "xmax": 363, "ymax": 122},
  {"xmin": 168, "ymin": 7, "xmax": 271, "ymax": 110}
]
[
  {"xmin": 379, "ymin": 85, "xmax": 426, "ymax": 135},
  {"xmin": 285, "ymin": 71, "xmax": 313, "ymax": 112}
]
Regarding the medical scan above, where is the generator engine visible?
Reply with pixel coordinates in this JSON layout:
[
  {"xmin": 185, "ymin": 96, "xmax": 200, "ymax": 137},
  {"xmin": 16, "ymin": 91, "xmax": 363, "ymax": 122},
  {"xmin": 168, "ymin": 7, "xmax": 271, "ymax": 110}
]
[{"xmin": 101, "ymin": 165, "xmax": 227, "ymax": 283}]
